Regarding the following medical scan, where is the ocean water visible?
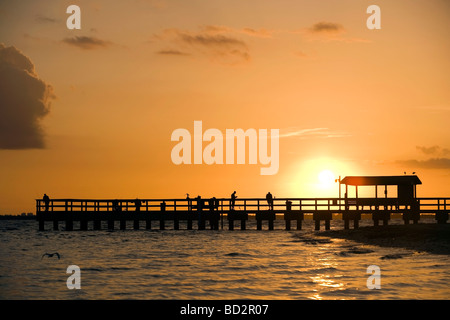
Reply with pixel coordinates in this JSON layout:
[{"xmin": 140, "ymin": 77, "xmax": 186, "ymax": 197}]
[{"xmin": 0, "ymin": 217, "xmax": 449, "ymax": 300}]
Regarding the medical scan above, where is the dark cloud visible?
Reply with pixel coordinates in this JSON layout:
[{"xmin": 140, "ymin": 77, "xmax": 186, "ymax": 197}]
[
  {"xmin": 178, "ymin": 33, "xmax": 247, "ymax": 49},
  {"xmin": 154, "ymin": 27, "xmax": 251, "ymax": 64},
  {"xmin": 309, "ymin": 22, "xmax": 344, "ymax": 34},
  {"xmin": 35, "ymin": 14, "xmax": 58, "ymax": 24},
  {"xmin": 396, "ymin": 158, "xmax": 450, "ymax": 170},
  {"xmin": 416, "ymin": 145, "xmax": 450, "ymax": 156},
  {"xmin": 62, "ymin": 36, "xmax": 112, "ymax": 50},
  {"xmin": 0, "ymin": 43, "xmax": 55, "ymax": 149},
  {"xmin": 156, "ymin": 49, "xmax": 190, "ymax": 56}
]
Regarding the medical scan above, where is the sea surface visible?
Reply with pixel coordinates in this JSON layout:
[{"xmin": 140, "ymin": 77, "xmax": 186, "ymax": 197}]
[{"xmin": 0, "ymin": 217, "xmax": 449, "ymax": 300}]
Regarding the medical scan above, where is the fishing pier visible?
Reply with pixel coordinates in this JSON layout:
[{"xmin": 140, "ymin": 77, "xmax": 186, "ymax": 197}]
[{"xmin": 36, "ymin": 176, "xmax": 449, "ymax": 231}]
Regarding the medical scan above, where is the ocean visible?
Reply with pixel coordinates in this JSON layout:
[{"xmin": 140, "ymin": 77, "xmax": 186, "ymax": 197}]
[{"xmin": 0, "ymin": 217, "xmax": 449, "ymax": 300}]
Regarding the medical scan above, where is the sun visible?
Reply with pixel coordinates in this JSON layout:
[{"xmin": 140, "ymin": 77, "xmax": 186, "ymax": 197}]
[{"xmin": 318, "ymin": 170, "xmax": 335, "ymax": 189}]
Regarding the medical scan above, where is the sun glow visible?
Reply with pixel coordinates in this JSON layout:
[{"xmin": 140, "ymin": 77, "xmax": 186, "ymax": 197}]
[{"xmin": 318, "ymin": 170, "xmax": 335, "ymax": 189}]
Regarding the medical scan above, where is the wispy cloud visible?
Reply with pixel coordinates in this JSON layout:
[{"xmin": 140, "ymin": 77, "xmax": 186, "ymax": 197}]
[
  {"xmin": 153, "ymin": 26, "xmax": 252, "ymax": 64},
  {"xmin": 280, "ymin": 127, "xmax": 351, "ymax": 139},
  {"xmin": 417, "ymin": 145, "xmax": 450, "ymax": 156},
  {"xmin": 35, "ymin": 14, "xmax": 59, "ymax": 24},
  {"xmin": 300, "ymin": 21, "xmax": 370, "ymax": 44},
  {"xmin": 396, "ymin": 158, "xmax": 450, "ymax": 170},
  {"xmin": 156, "ymin": 49, "xmax": 190, "ymax": 56},
  {"xmin": 62, "ymin": 36, "xmax": 112, "ymax": 50},
  {"xmin": 308, "ymin": 22, "xmax": 344, "ymax": 34}
]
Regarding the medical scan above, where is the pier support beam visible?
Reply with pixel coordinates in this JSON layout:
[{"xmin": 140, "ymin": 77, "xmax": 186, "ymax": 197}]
[
  {"xmin": 229, "ymin": 220, "xmax": 234, "ymax": 231},
  {"xmin": 66, "ymin": 220, "xmax": 73, "ymax": 231},
  {"xmin": 133, "ymin": 220, "xmax": 139, "ymax": 230},
  {"xmin": 257, "ymin": 219, "xmax": 262, "ymax": 230},
  {"xmin": 174, "ymin": 219, "xmax": 179, "ymax": 230},
  {"xmin": 108, "ymin": 220, "xmax": 114, "ymax": 230},
  {"xmin": 120, "ymin": 220, "xmax": 126, "ymax": 230},
  {"xmin": 436, "ymin": 211, "xmax": 449, "ymax": 224},
  {"xmin": 39, "ymin": 220, "xmax": 45, "ymax": 231},
  {"xmin": 241, "ymin": 219, "xmax": 246, "ymax": 230},
  {"xmin": 146, "ymin": 219, "xmax": 151, "ymax": 230},
  {"xmin": 160, "ymin": 220, "xmax": 165, "ymax": 230},
  {"xmin": 187, "ymin": 219, "xmax": 193, "ymax": 230},
  {"xmin": 80, "ymin": 220, "xmax": 88, "ymax": 231},
  {"xmin": 94, "ymin": 220, "xmax": 101, "ymax": 230},
  {"xmin": 53, "ymin": 220, "xmax": 59, "ymax": 231}
]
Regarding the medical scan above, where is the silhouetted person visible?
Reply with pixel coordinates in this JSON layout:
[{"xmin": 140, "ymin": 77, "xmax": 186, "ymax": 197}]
[
  {"xmin": 43, "ymin": 194, "xmax": 50, "ymax": 212},
  {"xmin": 160, "ymin": 201, "xmax": 166, "ymax": 212},
  {"xmin": 134, "ymin": 199, "xmax": 143, "ymax": 212},
  {"xmin": 230, "ymin": 191, "xmax": 237, "ymax": 210},
  {"xmin": 186, "ymin": 193, "xmax": 192, "ymax": 211},
  {"xmin": 266, "ymin": 192, "xmax": 273, "ymax": 211},
  {"xmin": 209, "ymin": 197, "xmax": 216, "ymax": 212},
  {"xmin": 113, "ymin": 200, "xmax": 122, "ymax": 212},
  {"xmin": 286, "ymin": 200, "xmax": 292, "ymax": 211},
  {"xmin": 214, "ymin": 197, "xmax": 220, "ymax": 211}
]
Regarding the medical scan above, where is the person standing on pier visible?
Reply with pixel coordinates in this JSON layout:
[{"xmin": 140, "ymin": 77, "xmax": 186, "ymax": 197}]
[
  {"xmin": 231, "ymin": 191, "xmax": 237, "ymax": 210},
  {"xmin": 134, "ymin": 198, "xmax": 143, "ymax": 212},
  {"xmin": 186, "ymin": 193, "xmax": 192, "ymax": 211},
  {"xmin": 266, "ymin": 192, "xmax": 273, "ymax": 211},
  {"xmin": 43, "ymin": 194, "xmax": 50, "ymax": 212}
]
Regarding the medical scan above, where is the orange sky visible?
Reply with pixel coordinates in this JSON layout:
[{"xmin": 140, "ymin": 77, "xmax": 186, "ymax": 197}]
[{"xmin": 1, "ymin": 0, "xmax": 449, "ymax": 214}]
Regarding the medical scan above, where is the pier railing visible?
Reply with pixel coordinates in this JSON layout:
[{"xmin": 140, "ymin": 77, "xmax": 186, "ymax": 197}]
[{"xmin": 36, "ymin": 197, "xmax": 450, "ymax": 214}]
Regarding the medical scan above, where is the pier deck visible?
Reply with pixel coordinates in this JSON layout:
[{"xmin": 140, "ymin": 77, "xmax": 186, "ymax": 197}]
[{"xmin": 36, "ymin": 197, "xmax": 449, "ymax": 231}]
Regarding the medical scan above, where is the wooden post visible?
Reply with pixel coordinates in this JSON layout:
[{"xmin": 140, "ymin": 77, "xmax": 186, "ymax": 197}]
[
  {"xmin": 285, "ymin": 220, "xmax": 291, "ymax": 231},
  {"xmin": 268, "ymin": 219, "xmax": 274, "ymax": 230},
  {"xmin": 108, "ymin": 220, "xmax": 114, "ymax": 230},
  {"xmin": 174, "ymin": 219, "xmax": 179, "ymax": 230},
  {"xmin": 120, "ymin": 220, "xmax": 126, "ymax": 230},
  {"xmin": 39, "ymin": 220, "xmax": 45, "ymax": 231},
  {"xmin": 146, "ymin": 219, "xmax": 151, "ymax": 230},
  {"xmin": 187, "ymin": 219, "xmax": 193, "ymax": 230},
  {"xmin": 241, "ymin": 219, "xmax": 246, "ymax": 230},
  {"xmin": 66, "ymin": 220, "xmax": 73, "ymax": 231},
  {"xmin": 296, "ymin": 219, "xmax": 302, "ymax": 230},
  {"xmin": 354, "ymin": 219, "xmax": 359, "ymax": 229},
  {"xmin": 325, "ymin": 220, "xmax": 330, "ymax": 230},
  {"xmin": 257, "ymin": 219, "xmax": 262, "ymax": 230},
  {"xmin": 229, "ymin": 219, "xmax": 234, "ymax": 231},
  {"xmin": 315, "ymin": 219, "xmax": 320, "ymax": 231},
  {"xmin": 160, "ymin": 220, "xmax": 165, "ymax": 230},
  {"xmin": 94, "ymin": 220, "xmax": 101, "ymax": 230},
  {"xmin": 344, "ymin": 219, "xmax": 349, "ymax": 230},
  {"xmin": 133, "ymin": 220, "xmax": 139, "ymax": 230},
  {"xmin": 53, "ymin": 220, "xmax": 58, "ymax": 231},
  {"xmin": 80, "ymin": 220, "xmax": 88, "ymax": 231}
]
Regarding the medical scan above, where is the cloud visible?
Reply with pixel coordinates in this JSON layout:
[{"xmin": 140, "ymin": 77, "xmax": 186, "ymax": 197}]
[
  {"xmin": 396, "ymin": 158, "xmax": 450, "ymax": 170},
  {"xmin": 154, "ymin": 26, "xmax": 252, "ymax": 64},
  {"xmin": 35, "ymin": 14, "xmax": 59, "ymax": 24},
  {"xmin": 156, "ymin": 49, "xmax": 190, "ymax": 56},
  {"xmin": 416, "ymin": 145, "xmax": 450, "ymax": 156},
  {"xmin": 0, "ymin": 43, "xmax": 55, "ymax": 149},
  {"xmin": 62, "ymin": 36, "xmax": 112, "ymax": 50},
  {"xmin": 302, "ymin": 21, "xmax": 370, "ymax": 43},
  {"xmin": 308, "ymin": 22, "xmax": 344, "ymax": 34},
  {"xmin": 280, "ymin": 127, "xmax": 351, "ymax": 139}
]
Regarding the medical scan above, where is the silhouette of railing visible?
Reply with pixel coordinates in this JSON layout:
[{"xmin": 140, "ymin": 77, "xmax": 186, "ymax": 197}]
[
  {"xmin": 35, "ymin": 197, "xmax": 450, "ymax": 213},
  {"xmin": 35, "ymin": 197, "xmax": 449, "ymax": 231}
]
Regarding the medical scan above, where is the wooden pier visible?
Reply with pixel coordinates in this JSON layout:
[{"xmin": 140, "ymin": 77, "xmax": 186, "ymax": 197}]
[{"xmin": 36, "ymin": 196, "xmax": 449, "ymax": 231}]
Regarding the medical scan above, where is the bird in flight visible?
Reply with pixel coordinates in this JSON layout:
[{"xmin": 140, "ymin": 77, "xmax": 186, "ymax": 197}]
[{"xmin": 41, "ymin": 252, "xmax": 60, "ymax": 260}]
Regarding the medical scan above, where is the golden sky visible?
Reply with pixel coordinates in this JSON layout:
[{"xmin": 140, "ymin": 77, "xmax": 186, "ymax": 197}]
[{"xmin": 1, "ymin": 0, "xmax": 449, "ymax": 214}]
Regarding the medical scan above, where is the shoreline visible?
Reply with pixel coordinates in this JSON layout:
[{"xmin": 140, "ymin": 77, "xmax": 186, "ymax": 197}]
[{"xmin": 319, "ymin": 223, "xmax": 450, "ymax": 255}]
